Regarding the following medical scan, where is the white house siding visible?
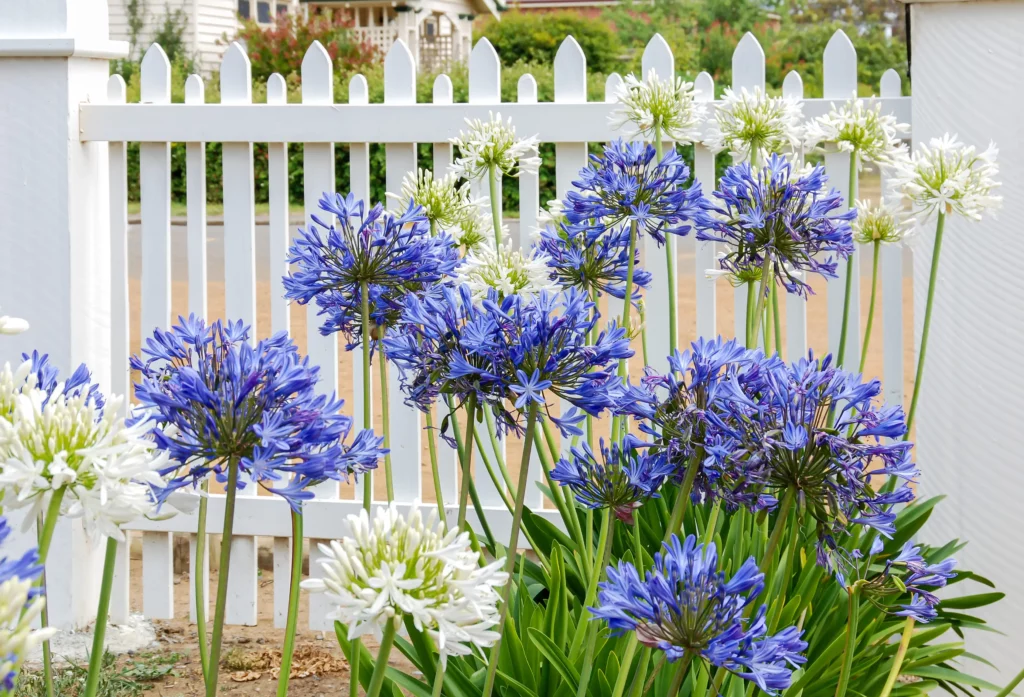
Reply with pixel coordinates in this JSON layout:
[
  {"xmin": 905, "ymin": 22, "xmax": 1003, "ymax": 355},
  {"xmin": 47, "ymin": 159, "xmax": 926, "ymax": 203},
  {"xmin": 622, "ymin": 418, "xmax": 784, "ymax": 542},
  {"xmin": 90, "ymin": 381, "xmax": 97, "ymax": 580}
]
[
  {"xmin": 195, "ymin": 0, "xmax": 239, "ymax": 75},
  {"xmin": 107, "ymin": 0, "xmax": 197, "ymax": 62}
]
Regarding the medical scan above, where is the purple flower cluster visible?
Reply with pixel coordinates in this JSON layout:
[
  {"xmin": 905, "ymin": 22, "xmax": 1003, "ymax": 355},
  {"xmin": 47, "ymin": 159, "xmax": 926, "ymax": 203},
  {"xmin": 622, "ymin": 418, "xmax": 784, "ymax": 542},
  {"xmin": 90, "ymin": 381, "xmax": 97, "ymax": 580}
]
[
  {"xmin": 534, "ymin": 223, "xmax": 653, "ymax": 302},
  {"xmin": 594, "ymin": 534, "xmax": 807, "ymax": 693},
  {"xmin": 859, "ymin": 540, "xmax": 957, "ymax": 623},
  {"xmin": 383, "ymin": 285, "xmax": 631, "ymax": 439},
  {"xmin": 697, "ymin": 154, "xmax": 855, "ymax": 297},
  {"xmin": 564, "ymin": 139, "xmax": 704, "ymax": 245},
  {"xmin": 0, "ymin": 516, "xmax": 46, "ymax": 690},
  {"xmin": 283, "ymin": 193, "xmax": 460, "ymax": 350},
  {"xmin": 21, "ymin": 350, "xmax": 104, "ymax": 409},
  {"xmin": 131, "ymin": 315, "xmax": 385, "ymax": 511},
  {"xmin": 549, "ymin": 434, "xmax": 674, "ymax": 522}
]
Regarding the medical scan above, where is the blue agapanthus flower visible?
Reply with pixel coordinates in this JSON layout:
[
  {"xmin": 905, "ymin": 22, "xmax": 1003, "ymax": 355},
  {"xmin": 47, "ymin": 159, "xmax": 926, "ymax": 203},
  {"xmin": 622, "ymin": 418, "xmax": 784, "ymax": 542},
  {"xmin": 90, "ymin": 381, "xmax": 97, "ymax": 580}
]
[
  {"xmin": 697, "ymin": 154, "xmax": 855, "ymax": 297},
  {"xmin": 384, "ymin": 285, "xmax": 631, "ymax": 439},
  {"xmin": 534, "ymin": 223, "xmax": 653, "ymax": 302},
  {"xmin": 0, "ymin": 517, "xmax": 43, "ymax": 595},
  {"xmin": 856, "ymin": 540, "xmax": 957, "ymax": 623},
  {"xmin": 131, "ymin": 315, "xmax": 385, "ymax": 511},
  {"xmin": 594, "ymin": 534, "xmax": 807, "ymax": 693},
  {"xmin": 0, "ymin": 516, "xmax": 47, "ymax": 691},
  {"xmin": 550, "ymin": 434, "xmax": 674, "ymax": 522},
  {"xmin": 564, "ymin": 139, "xmax": 704, "ymax": 245},
  {"xmin": 19, "ymin": 350, "xmax": 104, "ymax": 409},
  {"xmin": 283, "ymin": 193, "xmax": 461, "ymax": 349}
]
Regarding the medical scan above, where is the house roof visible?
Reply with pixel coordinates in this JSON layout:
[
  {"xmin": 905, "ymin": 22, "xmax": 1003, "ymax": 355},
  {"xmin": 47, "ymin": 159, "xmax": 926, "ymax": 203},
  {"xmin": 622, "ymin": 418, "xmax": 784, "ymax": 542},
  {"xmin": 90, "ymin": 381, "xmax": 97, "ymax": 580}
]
[
  {"xmin": 303, "ymin": 0, "xmax": 500, "ymax": 19},
  {"xmin": 507, "ymin": 0, "xmax": 617, "ymax": 6}
]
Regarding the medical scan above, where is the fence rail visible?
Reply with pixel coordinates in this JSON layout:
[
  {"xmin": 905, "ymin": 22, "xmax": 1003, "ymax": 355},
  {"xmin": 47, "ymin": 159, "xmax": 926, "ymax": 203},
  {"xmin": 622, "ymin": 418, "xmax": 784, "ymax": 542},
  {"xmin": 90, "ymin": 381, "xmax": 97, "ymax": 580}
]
[{"xmin": 82, "ymin": 30, "xmax": 912, "ymax": 631}]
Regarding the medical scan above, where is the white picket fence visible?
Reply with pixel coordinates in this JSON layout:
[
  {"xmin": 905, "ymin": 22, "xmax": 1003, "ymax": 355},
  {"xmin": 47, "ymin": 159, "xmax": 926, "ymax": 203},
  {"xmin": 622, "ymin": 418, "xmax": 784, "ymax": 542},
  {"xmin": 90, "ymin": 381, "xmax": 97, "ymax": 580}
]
[{"xmin": 75, "ymin": 29, "xmax": 913, "ymax": 631}]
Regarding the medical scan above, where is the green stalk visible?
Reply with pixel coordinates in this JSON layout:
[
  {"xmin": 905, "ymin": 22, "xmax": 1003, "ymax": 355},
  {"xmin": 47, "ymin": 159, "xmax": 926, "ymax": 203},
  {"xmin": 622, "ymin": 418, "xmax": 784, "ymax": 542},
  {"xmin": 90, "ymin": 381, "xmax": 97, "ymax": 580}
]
[
  {"xmin": 483, "ymin": 408, "xmax": 515, "ymax": 491},
  {"xmin": 533, "ymin": 425, "xmax": 584, "ymax": 551},
  {"xmin": 654, "ymin": 127, "xmax": 678, "ymax": 357},
  {"xmin": 195, "ymin": 482, "xmax": 210, "ymax": 681},
  {"xmin": 366, "ymin": 619, "xmax": 398, "ymax": 697},
  {"xmin": 378, "ymin": 348, "xmax": 394, "ymax": 502},
  {"xmin": 481, "ymin": 403, "xmax": 540, "ymax": 697},
  {"xmin": 836, "ymin": 149, "xmax": 859, "ymax": 369},
  {"xmin": 834, "ymin": 584, "xmax": 862, "ymax": 697},
  {"xmin": 702, "ymin": 501, "xmax": 721, "ymax": 546},
  {"xmin": 666, "ymin": 653, "xmax": 694, "ymax": 696},
  {"xmin": 995, "ymin": 665, "xmax": 1024, "ymax": 697},
  {"xmin": 430, "ymin": 661, "xmax": 446, "ymax": 697},
  {"xmin": 206, "ymin": 457, "xmax": 241, "ymax": 697},
  {"xmin": 632, "ymin": 508, "xmax": 644, "ymax": 565},
  {"xmin": 276, "ymin": 508, "xmax": 304, "ymax": 697},
  {"xmin": 539, "ymin": 417, "xmax": 587, "ymax": 554},
  {"xmin": 424, "ymin": 408, "xmax": 447, "ymax": 527},
  {"xmin": 878, "ymin": 617, "xmax": 914, "ymax": 697},
  {"xmin": 760, "ymin": 487, "xmax": 795, "ymax": 571},
  {"xmin": 361, "ymin": 279, "xmax": 373, "ymax": 511},
  {"xmin": 612, "ymin": 221, "xmax": 639, "ymax": 439},
  {"xmin": 609, "ymin": 636, "xmax": 640, "ymax": 697},
  {"xmin": 749, "ymin": 258, "xmax": 772, "ymax": 349},
  {"xmin": 576, "ymin": 510, "xmax": 615, "ymax": 697},
  {"xmin": 35, "ymin": 487, "xmax": 66, "ymax": 697},
  {"xmin": 904, "ymin": 213, "xmax": 945, "ymax": 438},
  {"xmin": 664, "ymin": 447, "xmax": 704, "ymax": 543},
  {"xmin": 772, "ymin": 275, "xmax": 782, "ymax": 357},
  {"xmin": 745, "ymin": 280, "xmax": 756, "ymax": 349},
  {"xmin": 705, "ymin": 667, "xmax": 727, "ymax": 697},
  {"xmin": 859, "ymin": 240, "xmax": 882, "ymax": 374},
  {"xmin": 489, "ymin": 163, "xmax": 502, "ymax": 246},
  {"xmin": 456, "ymin": 393, "xmax": 478, "ymax": 530},
  {"xmin": 82, "ymin": 536, "xmax": 119, "ymax": 697}
]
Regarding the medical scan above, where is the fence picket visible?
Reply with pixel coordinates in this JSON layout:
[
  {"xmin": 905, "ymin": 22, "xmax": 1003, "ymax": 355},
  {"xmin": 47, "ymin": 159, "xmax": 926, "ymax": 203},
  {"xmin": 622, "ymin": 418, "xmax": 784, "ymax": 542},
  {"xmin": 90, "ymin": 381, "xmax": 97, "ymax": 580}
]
[
  {"xmin": 267, "ymin": 73, "xmax": 290, "ymax": 336},
  {"xmin": 185, "ymin": 75, "xmax": 208, "ymax": 320},
  {"xmin": 517, "ymin": 74, "xmax": 540, "ymax": 243},
  {"xmin": 783, "ymin": 70, "xmax": 808, "ymax": 361},
  {"xmin": 880, "ymin": 68, "xmax": 904, "ymax": 403},
  {"xmin": 433, "ymin": 75, "xmax": 455, "ymax": 174},
  {"xmin": 273, "ymin": 537, "xmax": 290, "ymax": 628},
  {"xmin": 139, "ymin": 44, "xmax": 176, "ymax": 621},
  {"xmin": 822, "ymin": 29, "xmax": 859, "ymax": 368},
  {"xmin": 693, "ymin": 71, "xmax": 717, "ymax": 342}
]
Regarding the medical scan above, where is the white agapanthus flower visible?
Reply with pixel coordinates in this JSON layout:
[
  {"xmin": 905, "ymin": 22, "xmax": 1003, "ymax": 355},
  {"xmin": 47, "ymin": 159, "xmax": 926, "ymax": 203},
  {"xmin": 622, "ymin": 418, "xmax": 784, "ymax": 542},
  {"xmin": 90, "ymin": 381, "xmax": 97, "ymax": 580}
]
[
  {"xmin": 302, "ymin": 503, "xmax": 508, "ymax": 664},
  {"xmin": 535, "ymin": 199, "xmax": 567, "ymax": 232},
  {"xmin": 451, "ymin": 112, "xmax": 541, "ymax": 181},
  {"xmin": 852, "ymin": 199, "xmax": 914, "ymax": 245},
  {"xmin": 455, "ymin": 240, "xmax": 558, "ymax": 302},
  {"xmin": 705, "ymin": 87, "xmax": 803, "ymax": 163},
  {"xmin": 0, "ymin": 388, "xmax": 168, "ymax": 541},
  {"xmin": 889, "ymin": 133, "xmax": 1001, "ymax": 222},
  {"xmin": 388, "ymin": 168, "xmax": 479, "ymax": 231},
  {"xmin": 612, "ymin": 69, "xmax": 706, "ymax": 144},
  {"xmin": 0, "ymin": 308, "xmax": 28, "ymax": 336},
  {"xmin": 804, "ymin": 97, "xmax": 908, "ymax": 166},
  {"xmin": 0, "ymin": 576, "xmax": 57, "ymax": 689},
  {"xmin": 449, "ymin": 207, "xmax": 493, "ymax": 253},
  {"xmin": 0, "ymin": 361, "xmax": 35, "ymax": 425}
]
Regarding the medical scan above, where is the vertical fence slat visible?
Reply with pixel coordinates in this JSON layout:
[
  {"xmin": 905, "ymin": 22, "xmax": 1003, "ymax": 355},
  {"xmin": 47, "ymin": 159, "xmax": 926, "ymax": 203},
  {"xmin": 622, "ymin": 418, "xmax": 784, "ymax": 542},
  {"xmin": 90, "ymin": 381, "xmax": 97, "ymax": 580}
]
[
  {"xmin": 267, "ymin": 73, "xmax": 290, "ymax": 336},
  {"xmin": 188, "ymin": 532, "xmax": 210, "ymax": 623},
  {"xmin": 220, "ymin": 43, "xmax": 259, "ymax": 627},
  {"xmin": 823, "ymin": 29, "xmax": 859, "ymax": 366},
  {"xmin": 185, "ymin": 75, "xmax": 208, "ymax": 320},
  {"xmin": 880, "ymin": 68, "xmax": 904, "ymax": 402},
  {"xmin": 517, "ymin": 74, "xmax": 540, "ymax": 248},
  {"xmin": 302, "ymin": 41, "xmax": 340, "ymax": 631},
  {"xmin": 783, "ymin": 70, "xmax": 807, "ymax": 361},
  {"xmin": 139, "ymin": 44, "xmax": 175, "ymax": 621},
  {"xmin": 693, "ymin": 71, "xmax": 717, "ymax": 342},
  {"xmin": 641, "ymin": 35, "xmax": 675, "ymax": 373},
  {"xmin": 384, "ymin": 40, "xmax": 423, "ymax": 505},
  {"xmin": 273, "ymin": 537, "xmax": 290, "ymax": 629},
  {"xmin": 603, "ymin": 73, "xmax": 626, "ymax": 334},
  {"xmin": 433, "ymin": 75, "xmax": 454, "ymax": 174}
]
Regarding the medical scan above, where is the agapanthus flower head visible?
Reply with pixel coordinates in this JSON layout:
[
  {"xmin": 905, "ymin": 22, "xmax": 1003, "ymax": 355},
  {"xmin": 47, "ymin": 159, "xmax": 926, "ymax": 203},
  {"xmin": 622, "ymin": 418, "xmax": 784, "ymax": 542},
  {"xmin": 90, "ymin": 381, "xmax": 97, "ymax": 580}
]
[
  {"xmin": 388, "ymin": 168, "xmax": 478, "ymax": 232},
  {"xmin": 454, "ymin": 240, "xmax": 558, "ymax": 302},
  {"xmin": 852, "ymin": 199, "xmax": 913, "ymax": 245},
  {"xmin": 534, "ymin": 222, "xmax": 653, "ymax": 301},
  {"xmin": 705, "ymin": 87, "xmax": 803, "ymax": 163},
  {"xmin": 284, "ymin": 193, "xmax": 460, "ymax": 346},
  {"xmin": 0, "ymin": 360, "xmax": 167, "ymax": 541},
  {"xmin": 564, "ymin": 139, "xmax": 704, "ymax": 246},
  {"xmin": 131, "ymin": 316, "xmax": 384, "ymax": 512},
  {"xmin": 0, "ymin": 517, "xmax": 55, "ymax": 692},
  {"xmin": 855, "ymin": 540, "xmax": 956, "ymax": 624},
  {"xmin": 550, "ymin": 434, "xmax": 674, "ymax": 521},
  {"xmin": 384, "ymin": 286, "xmax": 630, "ymax": 438},
  {"xmin": 450, "ymin": 112, "xmax": 541, "ymax": 181},
  {"xmin": 594, "ymin": 534, "xmax": 807, "ymax": 693},
  {"xmin": 804, "ymin": 97, "xmax": 908, "ymax": 166},
  {"xmin": 611, "ymin": 69, "xmax": 706, "ymax": 144},
  {"xmin": 0, "ymin": 308, "xmax": 27, "ymax": 336},
  {"xmin": 889, "ymin": 133, "xmax": 1001, "ymax": 222},
  {"xmin": 449, "ymin": 206, "xmax": 493, "ymax": 253},
  {"xmin": 615, "ymin": 336, "xmax": 776, "ymax": 510},
  {"xmin": 301, "ymin": 502, "xmax": 508, "ymax": 665},
  {"xmin": 697, "ymin": 154, "xmax": 855, "ymax": 298}
]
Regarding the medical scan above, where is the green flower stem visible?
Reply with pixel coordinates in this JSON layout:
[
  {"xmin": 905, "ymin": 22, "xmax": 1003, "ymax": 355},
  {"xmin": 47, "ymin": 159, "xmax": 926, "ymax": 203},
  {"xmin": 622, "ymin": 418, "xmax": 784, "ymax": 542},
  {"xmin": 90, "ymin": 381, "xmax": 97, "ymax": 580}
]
[
  {"xmin": 749, "ymin": 258, "xmax": 772, "ymax": 349},
  {"xmin": 533, "ymin": 425, "xmax": 584, "ymax": 551},
  {"xmin": 859, "ymin": 240, "xmax": 882, "ymax": 374},
  {"xmin": 481, "ymin": 403, "xmax": 540, "ymax": 697},
  {"xmin": 467, "ymin": 471, "xmax": 497, "ymax": 551},
  {"xmin": 654, "ymin": 126, "xmax": 678, "ymax": 358},
  {"xmin": 489, "ymin": 163, "xmax": 503, "ymax": 247},
  {"xmin": 878, "ymin": 617, "xmax": 915, "ymax": 697},
  {"xmin": 195, "ymin": 483, "xmax": 210, "ymax": 682},
  {"xmin": 609, "ymin": 635, "xmax": 640, "ymax": 697},
  {"xmin": 82, "ymin": 536, "xmax": 119, "ymax": 697},
  {"xmin": 629, "ymin": 648, "xmax": 653, "ymax": 697},
  {"xmin": 643, "ymin": 654, "xmax": 668, "ymax": 693},
  {"xmin": 35, "ymin": 487, "xmax": 66, "ymax": 697},
  {"xmin": 772, "ymin": 277, "xmax": 782, "ymax": 357},
  {"xmin": 483, "ymin": 408, "xmax": 515, "ymax": 491},
  {"xmin": 745, "ymin": 280, "xmax": 756, "ymax": 349},
  {"xmin": 640, "ymin": 303, "xmax": 651, "ymax": 369},
  {"xmin": 456, "ymin": 393, "xmax": 478, "ymax": 530},
  {"xmin": 539, "ymin": 417, "xmax": 588, "ymax": 556},
  {"xmin": 666, "ymin": 653, "xmax": 694, "ymax": 696},
  {"xmin": 612, "ymin": 221, "xmax": 640, "ymax": 439},
  {"xmin": 448, "ymin": 397, "xmax": 495, "ymax": 548},
  {"xmin": 834, "ymin": 584, "xmax": 862, "ymax": 697},
  {"xmin": 769, "ymin": 507, "xmax": 801, "ymax": 633},
  {"xmin": 576, "ymin": 509, "xmax": 615, "ymax": 697},
  {"xmin": 206, "ymin": 457, "xmax": 241, "ymax": 697},
  {"xmin": 702, "ymin": 501, "xmax": 721, "ymax": 546},
  {"xmin": 995, "ymin": 664, "xmax": 1024, "ymax": 697},
  {"xmin": 361, "ymin": 280, "xmax": 373, "ymax": 512},
  {"xmin": 632, "ymin": 509, "xmax": 643, "ymax": 566},
  {"xmin": 664, "ymin": 447, "xmax": 704, "ymax": 543},
  {"xmin": 276, "ymin": 508, "xmax": 304, "ymax": 697},
  {"xmin": 378, "ymin": 348, "xmax": 395, "ymax": 502},
  {"xmin": 760, "ymin": 487, "xmax": 795, "ymax": 571},
  {"xmin": 430, "ymin": 661, "xmax": 446, "ymax": 697},
  {"xmin": 705, "ymin": 667, "xmax": 727, "ymax": 697},
  {"xmin": 424, "ymin": 407, "xmax": 447, "ymax": 527},
  {"xmin": 905, "ymin": 213, "xmax": 946, "ymax": 439},
  {"xmin": 366, "ymin": 619, "xmax": 398, "ymax": 697},
  {"xmin": 836, "ymin": 149, "xmax": 859, "ymax": 369}
]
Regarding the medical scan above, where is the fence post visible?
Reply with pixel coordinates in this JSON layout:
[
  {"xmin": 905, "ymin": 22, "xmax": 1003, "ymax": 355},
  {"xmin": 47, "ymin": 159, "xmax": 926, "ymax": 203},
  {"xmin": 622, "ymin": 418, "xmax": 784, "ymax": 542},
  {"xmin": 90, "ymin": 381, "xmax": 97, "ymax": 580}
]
[
  {"xmin": 0, "ymin": 0, "xmax": 126, "ymax": 629},
  {"xmin": 907, "ymin": 0, "xmax": 1024, "ymax": 682}
]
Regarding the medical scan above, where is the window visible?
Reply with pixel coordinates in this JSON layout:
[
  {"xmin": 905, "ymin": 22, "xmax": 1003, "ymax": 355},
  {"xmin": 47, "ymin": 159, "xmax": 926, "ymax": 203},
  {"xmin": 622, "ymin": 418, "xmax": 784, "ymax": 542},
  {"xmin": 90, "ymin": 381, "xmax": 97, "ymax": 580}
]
[
  {"xmin": 257, "ymin": 1, "xmax": 271, "ymax": 23},
  {"xmin": 277, "ymin": 3, "xmax": 289, "ymax": 15},
  {"xmin": 238, "ymin": 0, "xmax": 250, "ymax": 19}
]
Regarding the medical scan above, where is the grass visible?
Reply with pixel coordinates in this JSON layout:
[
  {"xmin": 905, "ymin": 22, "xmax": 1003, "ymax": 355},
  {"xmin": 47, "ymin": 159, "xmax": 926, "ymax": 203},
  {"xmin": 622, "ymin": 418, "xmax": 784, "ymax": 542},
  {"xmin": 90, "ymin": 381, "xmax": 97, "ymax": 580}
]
[
  {"xmin": 16, "ymin": 651, "xmax": 181, "ymax": 697},
  {"xmin": 125, "ymin": 201, "xmax": 523, "ymax": 220}
]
